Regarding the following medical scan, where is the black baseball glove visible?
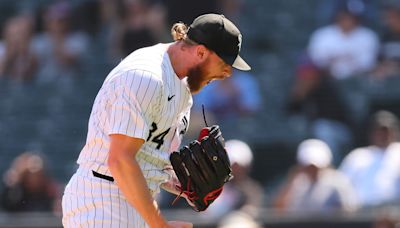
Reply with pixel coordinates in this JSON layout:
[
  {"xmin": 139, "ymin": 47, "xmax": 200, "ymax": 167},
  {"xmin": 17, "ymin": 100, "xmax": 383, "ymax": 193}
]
[{"xmin": 169, "ymin": 125, "xmax": 233, "ymax": 212}]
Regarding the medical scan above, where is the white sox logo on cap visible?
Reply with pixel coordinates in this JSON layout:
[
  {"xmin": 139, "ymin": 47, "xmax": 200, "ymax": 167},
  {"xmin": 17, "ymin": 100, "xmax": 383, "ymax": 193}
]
[{"xmin": 238, "ymin": 34, "xmax": 242, "ymax": 52}]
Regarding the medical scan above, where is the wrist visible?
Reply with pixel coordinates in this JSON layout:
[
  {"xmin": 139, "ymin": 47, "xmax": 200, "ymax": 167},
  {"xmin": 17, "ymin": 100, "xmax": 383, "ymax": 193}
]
[
  {"xmin": 149, "ymin": 219, "xmax": 168, "ymax": 228},
  {"xmin": 148, "ymin": 211, "xmax": 168, "ymax": 228}
]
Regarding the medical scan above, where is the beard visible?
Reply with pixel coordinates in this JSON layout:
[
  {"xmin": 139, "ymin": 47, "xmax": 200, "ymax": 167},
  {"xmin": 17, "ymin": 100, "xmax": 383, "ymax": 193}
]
[{"xmin": 186, "ymin": 61, "xmax": 209, "ymax": 94}]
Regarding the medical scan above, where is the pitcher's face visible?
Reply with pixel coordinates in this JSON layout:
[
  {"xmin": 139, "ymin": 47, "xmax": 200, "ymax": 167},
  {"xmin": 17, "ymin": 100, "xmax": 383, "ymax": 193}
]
[{"xmin": 187, "ymin": 52, "xmax": 232, "ymax": 94}]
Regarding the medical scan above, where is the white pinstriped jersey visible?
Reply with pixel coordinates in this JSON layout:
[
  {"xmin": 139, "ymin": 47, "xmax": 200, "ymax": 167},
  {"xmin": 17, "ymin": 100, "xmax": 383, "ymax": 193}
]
[{"xmin": 76, "ymin": 43, "xmax": 192, "ymax": 194}]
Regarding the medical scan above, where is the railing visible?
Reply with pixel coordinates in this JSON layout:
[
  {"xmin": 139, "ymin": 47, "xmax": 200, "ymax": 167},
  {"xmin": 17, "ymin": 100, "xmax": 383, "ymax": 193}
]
[{"xmin": 0, "ymin": 207, "xmax": 399, "ymax": 228}]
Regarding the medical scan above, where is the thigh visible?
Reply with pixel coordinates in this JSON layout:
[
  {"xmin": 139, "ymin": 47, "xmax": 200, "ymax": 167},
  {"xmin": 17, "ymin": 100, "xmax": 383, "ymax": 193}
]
[{"xmin": 62, "ymin": 173, "xmax": 148, "ymax": 228}]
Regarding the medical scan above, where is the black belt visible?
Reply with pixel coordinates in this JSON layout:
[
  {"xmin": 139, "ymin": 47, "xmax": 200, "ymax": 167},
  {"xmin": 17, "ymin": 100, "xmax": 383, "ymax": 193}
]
[{"xmin": 92, "ymin": 170, "xmax": 114, "ymax": 182}]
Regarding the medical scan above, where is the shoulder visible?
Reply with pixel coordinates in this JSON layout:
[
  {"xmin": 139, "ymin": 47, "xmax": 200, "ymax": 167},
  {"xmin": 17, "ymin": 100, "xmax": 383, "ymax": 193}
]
[
  {"xmin": 340, "ymin": 146, "xmax": 375, "ymax": 169},
  {"xmin": 389, "ymin": 142, "xmax": 400, "ymax": 149},
  {"xmin": 105, "ymin": 68, "xmax": 164, "ymax": 89},
  {"xmin": 105, "ymin": 44, "xmax": 170, "ymax": 83},
  {"xmin": 351, "ymin": 27, "xmax": 379, "ymax": 45},
  {"xmin": 309, "ymin": 26, "xmax": 339, "ymax": 47},
  {"xmin": 386, "ymin": 142, "xmax": 400, "ymax": 159},
  {"xmin": 356, "ymin": 26, "xmax": 377, "ymax": 36},
  {"xmin": 311, "ymin": 25, "xmax": 338, "ymax": 38},
  {"xmin": 343, "ymin": 147, "xmax": 372, "ymax": 160},
  {"xmin": 102, "ymin": 68, "xmax": 164, "ymax": 107},
  {"xmin": 122, "ymin": 43, "xmax": 172, "ymax": 77}
]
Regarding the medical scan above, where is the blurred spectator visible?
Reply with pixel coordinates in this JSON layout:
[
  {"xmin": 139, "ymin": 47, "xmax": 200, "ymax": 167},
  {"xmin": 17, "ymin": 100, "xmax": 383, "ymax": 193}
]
[
  {"xmin": 186, "ymin": 69, "xmax": 261, "ymax": 143},
  {"xmin": 32, "ymin": 1, "xmax": 89, "ymax": 83},
  {"xmin": 205, "ymin": 139, "xmax": 264, "ymax": 221},
  {"xmin": 287, "ymin": 55, "xmax": 354, "ymax": 164},
  {"xmin": 372, "ymin": 4, "xmax": 400, "ymax": 79},
  {"xmin": 0, "ymin": 151, "xmax": 61, "ymax": 213},
  {"xmin": 273, "ymin": 139, "xmax": 358, "ymax": 213},
  {"xmin": 374, "ymin": 209, "xmax": 400, "ymax": 228},
  {"xmin": 339, "ymin": 110, "xmax": 400, "ymax": 207},
  {"xmin": 374, "ymin": 216, "xmax": 400, "ymax": 228},
  {"xmin": 107, "ymin": 0, "xmax": 169, "ymax": 62},
  {"xmin": 73, "ymin": 0, "xmax": 102, "ymax": 38},
  {"xmin": 165, "ymin": 0, "xmax": 218, "ymax": 26},
  {"xmin": 217, "ymin": 0, "xmax": 245, "ymax": 23},
  {"xmin": 308, "ymin": 6, "xmax": 379, "ymax": 80},
  {"xmin": 0, "ymin": 14, "xmax": 37, "ymax": 82},
  {"xmin": 146, "ymin": 2, "xmax": 170, "ymax": 43},
  {"xmin": 218, "ymin": 210, "xmax": 262, "ymax": 228},
  {"xmin": 315, "ymin": 0, "xmax": 380, "ymax": 28},
  {"xmin": 193, "ymin": 69, "xmax": 262, "ymax": 122}
]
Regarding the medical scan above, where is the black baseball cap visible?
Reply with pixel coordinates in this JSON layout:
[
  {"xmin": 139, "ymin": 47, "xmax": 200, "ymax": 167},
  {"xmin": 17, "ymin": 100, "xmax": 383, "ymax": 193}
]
[{"xmin": 187, "ymin": 14, "xmax": 251, "ymax": 71}]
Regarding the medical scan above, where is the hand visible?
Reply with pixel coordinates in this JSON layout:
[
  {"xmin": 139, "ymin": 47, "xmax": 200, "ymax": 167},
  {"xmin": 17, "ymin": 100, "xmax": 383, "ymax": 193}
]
[
  {"xmin": 167, "ymin": 220, "xmax": 193, "ymax": 228},
  {"xmin": 161, "ymin": 167, "xmax": 181, "ymax": 195}
]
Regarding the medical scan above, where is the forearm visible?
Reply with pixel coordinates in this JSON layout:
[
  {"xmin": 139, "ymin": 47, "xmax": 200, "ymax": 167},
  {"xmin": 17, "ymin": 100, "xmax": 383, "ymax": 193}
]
[{"xmin": 109, "ymin": 155, "xmax": 167, "ymax": 228}]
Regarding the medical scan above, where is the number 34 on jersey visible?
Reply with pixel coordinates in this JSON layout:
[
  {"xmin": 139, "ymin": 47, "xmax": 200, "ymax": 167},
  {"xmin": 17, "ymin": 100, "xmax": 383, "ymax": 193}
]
[{"xmin": 146, "ymin": 116, "xmax": 189, "ymax": 150}]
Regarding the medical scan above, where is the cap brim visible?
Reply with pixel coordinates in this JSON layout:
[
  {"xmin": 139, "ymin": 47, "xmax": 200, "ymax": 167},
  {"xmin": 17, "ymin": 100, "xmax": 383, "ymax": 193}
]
[{"xmin": 232, "ymin": 55, "xmax": 251, "ymax": 71}]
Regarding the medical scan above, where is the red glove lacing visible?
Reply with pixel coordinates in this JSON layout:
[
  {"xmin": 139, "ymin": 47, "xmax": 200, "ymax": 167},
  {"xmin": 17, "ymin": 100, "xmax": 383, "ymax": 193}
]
[
  {"xmin": 171, "ymin": 177, "xmax": 198, "ymax": 206},
  {"xmin": 203, "ymin": 186, "xmax": 223, "ymax": 205}
]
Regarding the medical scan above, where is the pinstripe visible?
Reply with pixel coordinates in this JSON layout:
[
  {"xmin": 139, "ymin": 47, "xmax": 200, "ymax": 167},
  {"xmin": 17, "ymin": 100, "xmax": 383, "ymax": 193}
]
[
  {"xmin": 65, "ymin": 184, "xmax": 73, "ymax": 227},
  {"xmin": 118, "ymin": 76, "xmax": 129, "ymax": 131},
  {"xmin": 125, "ymin": 71, "xmax": 134, "ymax": 135},
  {"xmin": 82, "ymin": 176, "xmax": 87, "ymax": 227},
  {"xmin": 138, "ymin": 75, "xmax": 151, "ymax": 105},
  {"xmin": 116, "ymin": 96, "xmax": 126, "ymax": 134},
  {"xmin": 109, "ymin": 181, "xmax": 113, "ymax": 228},
  {"xmin": 79, "ymin": 177, "xmax": 82, "ymax": 226},
  {"xmin": 92, "ymin": 90, "xmax": 106, "ymax": 170},
  {"xmin": 73, "ymin": 176, "xmax": 78, "ymax": 227},
  {"xmin": 135, "ymin": 71, "xmax": 144, "ymax": 97},
  {"xmin": 143, "ymin": 82, "xmax": 159, "ymax": 115},
  {"xmin": 124, "ymin": 188, "xmax": 128, "ymax": 228},
  {"xmin": 90, "ymin": 179, "xmax": 95, "ymax": 228},
  {"xmin": 70, "ymin": 177, "xmax": 75, "ymax": 228},
  {"xmin": 118, "ymin": 188, "xmax": 121, "ymax": 228},
  {"xmin": 83, "ymin": 177, "xmax": 88, "ymax": 227},
  {"xmin": 138, "ymin": 74, "xmax": 152, "ymax": 107},
  {"xmin": 67, "ymin": 181, "xmax": 72, "ymax": 227},
  {"xmin": 64, "ymin": 44, "xmax": 193, "ymax": 227},
  {"xmin": 111, "ymin": 81, "xmax": 118, "ymax": 137},
  {"xmin": 133, "ymin": 71, "xmax": 144, "ymax": 137},
  {"xmin": 100, "ymin": 180, "xmax": 103, "ymax": 228},
  {"xmin": 92, "ymin": 89, "xmax": 106, "ymax": 166},
  {"xmin": 130, "ymin": 200, "xmax": 136, "ymax": 227},
  {"xmin": 178, "ymin": 81, "xmax": 184, "ymax": 114},
  {"xmin": 117, "ymin": 73, "xmax": 128, "ymax": 133}
]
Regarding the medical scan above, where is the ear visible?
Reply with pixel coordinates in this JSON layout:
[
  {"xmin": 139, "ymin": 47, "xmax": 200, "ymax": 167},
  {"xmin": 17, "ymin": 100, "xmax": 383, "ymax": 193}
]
[{"xmin": 195, "ymin": 45, "xmax": 210, "ymax": 63}]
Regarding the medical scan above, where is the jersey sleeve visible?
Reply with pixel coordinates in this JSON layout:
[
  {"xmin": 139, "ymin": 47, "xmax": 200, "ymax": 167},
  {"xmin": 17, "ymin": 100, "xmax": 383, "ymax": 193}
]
[{"xmin": 108, "ymin": 69, "xmax": 162, "ymax": 140}]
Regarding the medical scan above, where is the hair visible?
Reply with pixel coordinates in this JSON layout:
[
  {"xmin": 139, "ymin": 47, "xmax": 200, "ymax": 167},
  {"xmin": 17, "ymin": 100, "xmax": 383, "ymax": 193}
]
[
  {"xmin": 171, "ymin": 22, "xmax": 188, "ymax": 41},
  {"xmin": 170, "ymin": 22, "xmax": 199, "ymax": 47},
  {"xmin": 384, "ymin": 3, "xmax": 400, "ymax": 15},
  {"xmin": 371, "ymin": 110, "xmax": 400, "ymax": 133}
]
